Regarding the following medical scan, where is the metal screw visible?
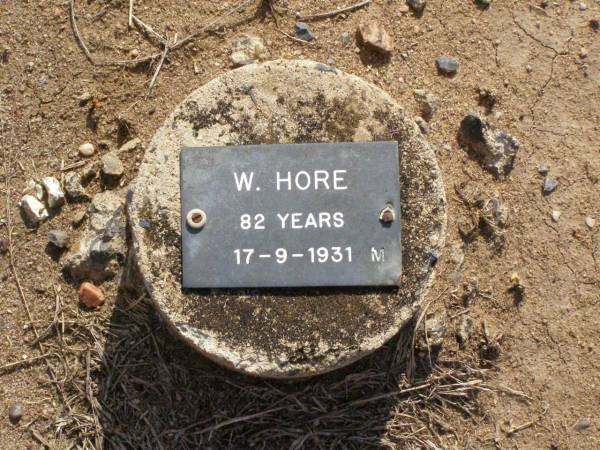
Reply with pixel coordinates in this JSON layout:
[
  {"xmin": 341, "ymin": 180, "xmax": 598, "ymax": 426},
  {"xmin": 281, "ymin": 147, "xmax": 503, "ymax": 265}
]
[
  {"xmin": 379, "ymin": 206, "xmax": 395, "ymax": 224},
  {"xmin": 186, "ymin": 208, "xmax": 207, "ymax": 230}
]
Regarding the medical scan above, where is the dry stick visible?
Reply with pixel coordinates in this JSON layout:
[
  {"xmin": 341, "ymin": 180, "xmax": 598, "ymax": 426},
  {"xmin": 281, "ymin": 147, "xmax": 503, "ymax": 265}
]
[
  {"xmin": 149, "ymin": 43, "xmax": 169, "ymax": 90},
  {"xmin": 71, "ymin": 0, "xmax": 253, "ymax": 72},
  {"xmin": 61, "ymin": 160, "xmax": 87, "ymax": 172},
  {"xmin": 69, "ymin": 0, "xmax": 95, "ymax": 64},
  {"xmin": 506, "ymin": 420, "xmax": 535, "ymax": 436},
  {"xmin": 196, "ymin": 407, "xmax": 286, "ymax": 435},
  {"xmin": 128, "ymin": 0, "xmax": 133, "ymax": 27},
  {"xmin": 297, "ymin": 0, "xmax": 371, "ymax": 21},
  {"xmin": 132, "ymin": 14, "xmax": 167, "ymax": 45},
  {"xmin": 0, "ymin": 353, "xmax": 52, "ymax": 372},
  {"xmin": 277, "ymin": 28, "xmax": 314, "ymax": 45},
  {"xmin": 70, "ymin": 0, "xmax": 161, "ymax": 66}
]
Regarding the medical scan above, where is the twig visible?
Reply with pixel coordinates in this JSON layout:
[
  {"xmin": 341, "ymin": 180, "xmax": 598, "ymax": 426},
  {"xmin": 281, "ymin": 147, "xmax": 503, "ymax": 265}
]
[
  {"xmin": 70, "ymin": 0, "xmax": 254, "ymax": 69},
  {"xmin": 148, "ymin": 43, "xmax": 169, "ymax": 91},
  {"xmin": 69, "ymin": 0, "xmax": 95, "ymax": 65},
  {"xmin": 297, "ymin": 0, "xmax": 371, "ymax": 21},
  {"xmin": 128, "ymin": 0, "xmax": 133, "ymax": 27},
  {"xmin": 487, "ymin": 384, "xmax": 533, "ymax": 401},
  {"xmin": 132, "ymin": 14, "xmax": 167, "ymax": 45},
  {"xmin": 61, "ymin": 160, "xmax": 87, "ymax": 171},
  {"xmin": 276, "ymin": 28, "xmax": 314, "ymax": 45},
  {"xmin": 506, "ymin": 420, "xmax": 535, "ymax": 436},
  {"xmin": 0, "ymin": 353, "xmax": 52, "ymax": 372},
  {"xmin": 196, "ymin": 407, "xmax": 285, "ymax": 435}
]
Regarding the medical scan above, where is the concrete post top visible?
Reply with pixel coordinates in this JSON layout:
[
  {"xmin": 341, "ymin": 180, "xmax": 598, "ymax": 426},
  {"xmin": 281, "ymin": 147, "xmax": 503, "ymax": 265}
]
[{"xmin": 128, "ymin": 60, "xmax": 446, "ymax": 378}]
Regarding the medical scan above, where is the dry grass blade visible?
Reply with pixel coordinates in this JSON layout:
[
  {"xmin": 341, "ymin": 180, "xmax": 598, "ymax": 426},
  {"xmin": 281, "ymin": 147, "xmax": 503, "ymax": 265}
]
[
  {"xmin": 42, "ymin": 285, "xmax": 501, "ymax": 449},
  {"xmin": 69, "ymin": 0, "xmax": 256, "ymax": 70},
  {"xmin": 297, "ymin": 0, "xmax": 371, "ymax": 21}
]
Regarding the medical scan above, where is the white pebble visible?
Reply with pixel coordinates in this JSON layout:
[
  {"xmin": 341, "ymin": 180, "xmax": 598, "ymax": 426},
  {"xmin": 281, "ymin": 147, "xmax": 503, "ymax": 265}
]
[
  {"xmin": 585, "ymin": 217, "xmax": 595, "ymax": 229},
  {"xmin": 20, "ymin": 195, "xmax": 48, "ymax": 224},
  {"xmin": 78, "ymin": 142, "xmax": 95, "ymax": 157},
  {"xmin": 24, "ymin": 179, "xmax": 44, "ymax": 201},
  {"xmin": 41, "ymin": 176, "xmax": 65, "ymax": 208},
  {"xmin": 551, "ymin": 210, "xmax": 561, "ymax": 222}
]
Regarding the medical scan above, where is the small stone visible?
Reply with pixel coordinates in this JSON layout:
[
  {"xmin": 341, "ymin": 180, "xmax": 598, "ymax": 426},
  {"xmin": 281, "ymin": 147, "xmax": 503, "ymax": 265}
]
[
  {"xmin": 64, "ymin": 191, "xmax": 127, "ymax": 282},
  {"xmin": 413, "ymin": 89, "xmax": 438, "ymax": 119},
  {"xmin": 230, "ymin": 35, "xmax": 267, "ymax": 67},
  {"xmin": 81, "ymin": 161, "xmax": 101, "ymax": 184},
  {"xmin": 42, "ymin": 176, "xmax": 65, "ymax": 208},
  {"xmin": 407, "ymin": 0, "xmax": 426, "ymax": 14},
  {"xmin": 590, "ymin": 19, "xmax": 599, "ymax": 31},
  {"xmin": 579, "ymin": 2, "xmax": 587, "ymax": 12},
  {"xmin": 341, "ymin": 31, "xmax": 350, "ymax": 46},
  {"xmin": 459, "ymin": 113, "xmax": 520, "ymax": 178},
  {"xmin": 537, "ymin": 164, "xmax": 549, "ymax": 175},
  {"xmin": 97, "ymin": 140, "xmax": 112, "ymax": 151},
  {"xmin": 551, "ymin": 210, "xmax": 561, "ymax": 222},
  {"xmin": 20, "ymin": 195, "xmax": 48, "ymax": 225},
  {"xmin": 0, "ymin": 239, "xmax": 8, "ymax": 255},
  {"xmin": 574, "ymin": 418, "xmax": 592, "ymax": 432},
  {"xmin": 230, "ymin": 51, "xmax": 254, "ymax": 67},
  {"xmin": 435, "ymin": 56, "xmax": 459, "ymax": 75},
  {"xmin": 24, "ymin": 179, "xmax": 44, "ymax": 201},
  {"xmin": 101, "ymin": 154, "xmax": 124, "ymax": 187},
  {"xmin": 71, "ymin": 209, "xmax": 87, "ymax": 226},
  {"xmin": 398, "ymin": 4, "xmax": 410, "ymax": 13},
  {"xmin": 477, "ymin": 86, "xmax": 497, "ymax": 111},
  {"xmin": 78, "ymin": 142, "xmax": 95, "ymax": 157},
  {"xmin": 457, "ymin": 316, "xmax": 473, "ymax": 349},
  {"xmin": 8, "ymin": 403, "xmax": 23, "ymax": 423},
  {"xmin": 48, "ymin": 230, "xmax": 70, "ymax": 249},
  {"xmin": 118, "ymin": 137, "xmax": 141, "ymax": 153},
  {"xmin": 79, "ymin": 282, "xmax": 105, "ymax": 308},
  {"xmin": 358, "ymin": 20, "xmax": 394, "ymax": 55},
  {"xmin": 64, "ymin": 172, "xmax": 89, "ymax": 201},
  {"xmin": 543, "ymin": 178, "xmax": 559, "ymax": 195},
  {"xmin": 295, "ymin": 22, "xmax": 314, "ymax": 42},
  {"xmin": 579, "ymin": 47, "xmax": 588, "ymax": 59},
  {"xmin": 585, "ymin": 217, "xmax": 595, "ymax": 229},
  {"xmin": 76, "ymin": 92, "xmax": 92, "ymax": 104},
  {"xmin": 417, "ymin": 314, "xmax": 446, "ymax": 349},
  {"xmin": 415, "ymin": 116, "xmax": 431, "ymax": 134}
]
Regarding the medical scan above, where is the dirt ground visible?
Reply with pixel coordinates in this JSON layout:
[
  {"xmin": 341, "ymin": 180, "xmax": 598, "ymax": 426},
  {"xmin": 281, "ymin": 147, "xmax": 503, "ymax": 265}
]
[{"xmin": 1, "ymin": 0, "xmax": 599, "ymax": 449}]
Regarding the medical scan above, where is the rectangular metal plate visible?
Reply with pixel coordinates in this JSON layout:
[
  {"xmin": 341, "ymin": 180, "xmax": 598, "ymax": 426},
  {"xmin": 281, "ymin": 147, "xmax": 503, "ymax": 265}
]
[{"xmin": 180, "ymin": 142, "xmax": 401, "ymax": 288}]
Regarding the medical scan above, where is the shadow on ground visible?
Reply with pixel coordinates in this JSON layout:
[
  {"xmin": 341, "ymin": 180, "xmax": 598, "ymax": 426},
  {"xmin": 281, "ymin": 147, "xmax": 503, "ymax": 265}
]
[{"xmin": 92, "ymin": 266, "xmax": 482, "ymax": 449}]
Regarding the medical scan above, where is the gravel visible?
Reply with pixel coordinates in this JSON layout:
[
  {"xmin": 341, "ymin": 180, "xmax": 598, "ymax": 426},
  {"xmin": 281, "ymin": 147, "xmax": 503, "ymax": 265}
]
[
  {"xmin": 78, "ymin": 142, "xmax": 95, "ymax": 157},
  {"xmin": 295, "ymin": 22, "xmax": 314, "ymax": 42},
  {"xmin": 435, "ymin": 56, "xmax": 459, "ymax": 75},
  {"xmin": 543, "ymin": 178, "xmax": 559, "ymax": 195},
  {"xmin": 407, "ymin": 0, "xmax": 426, "ymax": 14},
  {"xmin": 459, "ymin": 112, "xmax": 520, "ymax": 177},
  {"xmin": 8, "ymin": 403, "xmax": 23, "ymax": 423},
  {"xmin": 48, "ymin": 230, "xmax": 70, "ymax": 249}
]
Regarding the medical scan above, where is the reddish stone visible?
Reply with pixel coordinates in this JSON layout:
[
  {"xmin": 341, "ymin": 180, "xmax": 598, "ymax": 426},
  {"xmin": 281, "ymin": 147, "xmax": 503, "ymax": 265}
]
[
  {"xmin": 0, "ymin": 239, "xmax": 8, "ymax": 255},
  {"xmin": 79, "ymin": 282, "xmax": 105, "ymax": 308},
  {"xmin": 358, "ymin": 21, "xmax": 394, "ymax": 55}
]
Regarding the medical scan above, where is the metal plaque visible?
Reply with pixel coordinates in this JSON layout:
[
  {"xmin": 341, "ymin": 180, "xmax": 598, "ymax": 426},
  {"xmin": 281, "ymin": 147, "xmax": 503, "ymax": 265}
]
[{"xmin": 180, "ymin": 142, "xmax": 401, "ymax": 288}]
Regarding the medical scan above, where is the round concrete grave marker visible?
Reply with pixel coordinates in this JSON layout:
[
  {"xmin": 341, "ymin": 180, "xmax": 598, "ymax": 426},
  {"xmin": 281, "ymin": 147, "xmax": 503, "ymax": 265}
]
[{"xmin": 128, "ymin": 60, "xmax": 446, "ymax": 378}]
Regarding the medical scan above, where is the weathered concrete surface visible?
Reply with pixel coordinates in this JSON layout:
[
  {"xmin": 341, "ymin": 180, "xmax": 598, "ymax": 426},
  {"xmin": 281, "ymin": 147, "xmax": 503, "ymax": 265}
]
[{"xmin": 128, "ymin": 60, "xmax": 447, "ymax": 378}]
